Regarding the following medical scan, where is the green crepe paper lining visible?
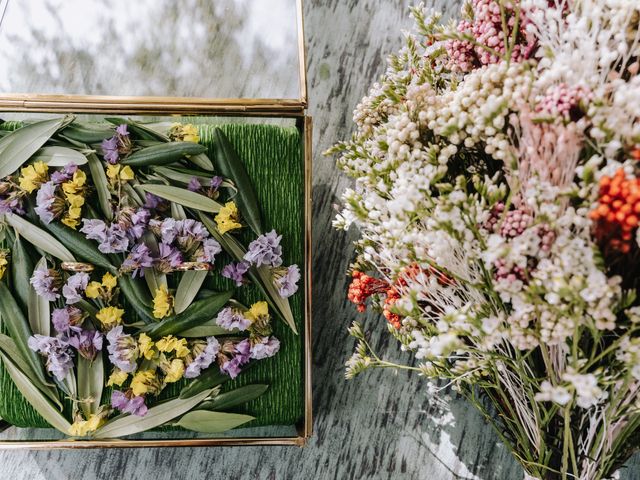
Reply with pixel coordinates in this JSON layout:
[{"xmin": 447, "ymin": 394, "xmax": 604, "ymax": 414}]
[{"xmin": 0, "ymin": 122, "xmax": 304, "ymax": 430}]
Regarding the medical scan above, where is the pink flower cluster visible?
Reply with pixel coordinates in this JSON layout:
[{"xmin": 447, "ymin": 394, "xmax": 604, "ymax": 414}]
[{"xmin": 535, "ymin": 83, "xmax": 594, "ymax": 120}]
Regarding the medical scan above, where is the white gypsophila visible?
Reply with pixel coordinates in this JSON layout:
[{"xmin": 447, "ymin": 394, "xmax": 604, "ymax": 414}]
[{"xmin": 562, "ymin": 371, "xmax": 609, "ymax": 409}]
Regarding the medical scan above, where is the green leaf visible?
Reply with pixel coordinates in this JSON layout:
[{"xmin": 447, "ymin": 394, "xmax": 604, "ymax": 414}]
[
  {"xmin": 174, "ymin": 271, "xmax": 208, "ymax": 315},
  {"xmin": 0, "ymin": 333, "xmax": 61, "ymax": 409},
  {"xmin": 10, "ymin": 234, "xmax": 35, "ymax": 309},
  {"xmin": 199, "ymin": 213, "xmax": 297, "ymax": 334},
  {"xmin": 28, "ymin": 257, "xmax": 51, "ymax": 337},
  {"xmin": 143, "ymin": 290, "xmax": 233, "ymax": 339},
  {"xmin": 5, "ymin": 214, "xmax": 75, "ymax": 262},
  {"xmin": 31, "ymin": 146, "xmax": 88, "ymax": 167},
  {"xmin": 153, "ymin": 166, "xmax": 212, "ymax": 185},
  {"xmin": 87, "ymin": 152, "xmax": 113, "ymax": 221},
  {"xmin": 78, "ymin": 354, "xmax": 103, "ymax": 417},
  {"xmin": 0, "ymin": 352, "xmax": 70, "ymax": 433},
  {"xmin": 42, "ymin": 221, "xmax": 116, "ymax": 273},
  {"xmin": 118, "ymin": 275, "xmax": 155, "ymax": 324},
  {"xmin": 212, "ymin": 128, "xmax": 262, "ymax": 235},
  {"xmin": 179, "ymin": 367, "xmax": 230, "ymax": 399},
  {"xmin": 189, "ymin": 152, "xmax": 214, "ymax": 172},
  {"xmin": 121, "ymin": 142, "xmax": 206, "ymax": 167},
  {"xmin": 94, "ymin": 387, "xmax": 214, "ymax": 439},
  {"xmin": 179, "ymin": 319, "xmax": 230, "ymax": 338},
  {"xmin": 199, "ymin": 384, "xmax": 268, "ymax": 412},
  {"xmin": 104, "ymin": 118, "xmax": 169, "ymax": 142},
  {"xmin": 61, "ymin": 123, "xmax": 114, "ymax": 144},
  {"xmin": 0, "ymin": 282, "xmax": 52, "ymax": 387},
  {"xmin": 139, "ymin": 184, "xmax": 222, "ymax": 213},
  {"xmin": 175, "ymin": 410, "xmax": 254, "ymax": 433},
  {"xmin": 0, "ymin": 116, "xmax": 71, "ymax": 179},
  {"xmin": 170, "ymin": 202, "xmax": 187, "ymax": 220}
]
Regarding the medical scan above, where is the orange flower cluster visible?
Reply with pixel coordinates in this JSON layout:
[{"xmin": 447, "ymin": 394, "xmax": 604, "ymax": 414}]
[
  {"xmin": 590, "ymin": 168, "xmax": 640, "ymax": 253},
  {"xmin": 347, "ymin": 271, "xmax": 389, "ymax": 313}
]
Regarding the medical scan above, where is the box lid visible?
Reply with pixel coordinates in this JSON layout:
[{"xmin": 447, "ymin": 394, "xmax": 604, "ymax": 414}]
[{"xmin": 0, "ymin": 0, "xmax": 307, "ymax": 114}]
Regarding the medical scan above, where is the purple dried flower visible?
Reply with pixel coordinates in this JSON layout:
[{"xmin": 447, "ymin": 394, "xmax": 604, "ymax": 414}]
[
  {"xmin": 50, "ymin": 163, "xmax": 78, "ymax": 184},
  {"xmin": 144, "ymin": 192, "xmax": 164, "ymax": 210},
  {"xmin": 215, "ymin": 307, "xmax": 251, "ymax": 331},
  {"xmin": 187, "ymin": 177, "xmax": 201, "ymax": 192},
  {"xmin": 106, "ymin": 326, "xmax": 139, "ymax": 373},
  {"xmin": 52, "ymin": 306, "xmax": 84, "ymax": 333},
  {"xmin": 221, "ymin": 261, "xmax": 250, "ymax": 287},
  {"xmin": 155, "ymin": 242, "xmax": 183, "ymax": 273},
  {"xmin": 243, "ymin": 230, "xmax": 283, "ymax": 267},
  {"xmin": 220, "ymin": 339, "xmax": 251, "ymax": 379},
  {"xmin": 0, "ymin": 196, "xmax": 24, "ymax": 215},
  {"xmin": 184, "ymin": 337, "xmax": 220, "ymax": 378},
  {"xmin": 197, "ymin": 238, "xmax": 222, "ymax": 264},
  {"xmin": 30, "ymin": 264, "xmax": 61, "ymax": 301},
  {"xmin": 177, "ymin": 219, "xmax": 207, "ymax": 243},
  {"xmin": 274, "ymin": 265, "xmax": 300, "ymax": 298},
  {"xmin": 210, "ymin": 176, "xmax": 223, "ymax": 190},
  {"xmin": 28, "ymin": 334, "xmax": 74, "ymax": 381},
  {"xmin": 67, "ymin": 329, "xmax": 103, "ymax": 360},
  {"xmin": 122, "ymin": 208, "xmax": 150, "ymax": 241},
  {"xmin": 101, "ymin": 136, "xmax": 120, "ymax": 164},
  {"xmin": 80, "ymin": 219, "xmax": 108, "ymax": 243},
  {"xmin": 121, "ymin": 243, "xmax": 154, "ymax": 277},
  {"xmin": 99, "ymin": 224, "xmax": 129, "ymax": 254},
  {"xmin": 115, "ymin": 124, "xmax": 129, "ymax": 137},
  {"xmin": 250, "ymin": 336, "xmax": 280, "ymax": 360},
  {"xmin": 111, "ymin": 390, "xmax": 148, "ymax": 417},
  {"xmin": 35, "ymin": 181, "xmax": 63, "ymax": 224},
  {"xmin": 62, "ymin": 272, "xmax": 89, "ymax": 305},
  {"xmin": 156, "ymin": 218, "xmax": 177, "ymax": 244}
]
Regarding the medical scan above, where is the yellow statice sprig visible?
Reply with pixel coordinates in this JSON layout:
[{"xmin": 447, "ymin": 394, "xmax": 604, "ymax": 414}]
[
  {"xmin": 96, "ymin": 306, "xmax": 124, "ymax": 329},
  {"xmin": 61, "ymin": 170, "xmax": 87, "ymax": 229},
  {"xmin": 86, "ymin": 273, "xmax": 118, "ymax": 301},
  {"xmin": 0, "ymin": 249, "xmax": 9, "ymax": 281},
  {"xmin": 106, "ymin": 164, "xmax": 135, "ymax": 184},
  {"xmin": 18, "ymin": 161, "xmax": 48, "ymax": 193},
  {"xmin": 215, "ymin": 201, "xmax": 242, "ymax": 234},
  {"xmin": 168, "ymin": 123, "xmax": 200, "ymax": 143},
  {"xmin": 153, "ymin": 285, "xmax": 173, "ymax": 319}
]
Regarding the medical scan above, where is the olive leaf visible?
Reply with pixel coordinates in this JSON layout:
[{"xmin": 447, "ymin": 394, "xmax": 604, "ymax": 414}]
[
  {"xmin": 5, "ymin": 213, "xmax": 75, "ymax": 262},
  {"xmin": 179, "ymin": 319, "xmax": 230, "ymax": 338},
  {"xmin": 0, "ymin": 116, "xmax": 72, "ymax": 179},
  {"xmin": 0, "ymin": 352, "xmax": 70, "ymax": 433},
  {"xmin": 121, "ymin": 142, "xmax": 207, "ymax": 167},
  {"xmin": 104, "ymin": 118, "xmax": 169, "ymax": 142},
  {"xmin": 189, "ymin": 153, "xmax": 214, "ymax": 172},
  {"xmin": 118, "ymin": 275, "xmax": 155, "ymax": 324},
  {"xmin": 10, "ymin": 234, "xmax": 35, "ymax": 309},
  {"xmin": 140, "ymin": 184, "xmax": 222, "ymax": 213},
  {"xmin": 28, "ymin": 257, "xmax": 51, "ymax": 337},
  {"xmin": 61, "ymin": 123, "xmax": 115, "ymax": 144},
  {"xmin": 179, "ymin": 367, "xmax": 230, "ymax": 399},
  {"xmin": 198, "ymin": 384, "xmax": 268, "ymax": 412},
  {"xmin": 31, "ymin": 146, "xmax": 88, "ymax": 166},
  {"xmin": 174, "ymin": 271, "xmax": 208, "ymax": 314},
  {"xmin": 153, "ymin": 166, "xmax": 212, "ymax": 185},
  {"xmin": 94, "ymin": 387, "xmax": 214, "ymax": 439},
  {"xmin": 78, "ymin": 354, "xmax": 103, "ymax": 417},
  {"xmin": 87, "ymin": 152, "xmax": 113, "ymax": 221},
  {"xmin": 0, "ymin": 282, "xmax": 51, "ymax": 387},
  {"xmin": 212, "ymin": 128, "xmax": 262, "ymax": 235},
  {"xmin": 175, "ymin": 411, "xmax": 254, "ymax": 433}
]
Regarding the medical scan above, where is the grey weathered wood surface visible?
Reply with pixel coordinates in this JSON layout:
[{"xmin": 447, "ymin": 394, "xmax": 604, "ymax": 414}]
[{"xmin": 0, "ymin": 1, "xmax": 638, "ymax": 479}]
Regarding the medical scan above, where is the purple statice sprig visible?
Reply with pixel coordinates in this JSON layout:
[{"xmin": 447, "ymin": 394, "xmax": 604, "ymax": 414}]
[
  {"xmin": 220, "ymin": 339, "xmax": 251, "ymax": 379},
  {"xmin": 106, "ymin": 326, "xmax": 139, "ymax": 373},
  {"xmin": 111, "ymin": 390, "xmax": 148, "ymax": 417},
  {"xmin": 184, "ymin": 337, "xmax": 220, "ymax": 378},
  {"xmin": 121, "ymin": 243, "xmax": 154, "ymax": 278},
  {"xmin": 62, "ymin": 272, "xmax": 89, "ymax": 305},
  {"xmin": 30, "ymin": 264, "xmax": 62, "ymax": 302},
  {"xmin": 221, "ymin": 261, "xmax": 250, "ymax": 287},
  {"xmin": 101, "ymin": 124, "xmax": 132, "ymax": 164},
  {"xmin": 28, "ymin": 334, "xmax": 74, "ymax": 381},
  {"xmin": 274, "ymin": 264, "xmax": 301, "ymax": 298},
  {"xmin": 215, "ymin": 307, "xmax": 251, "ymax": 331},
  {"xmin": 187, "ymin": 176, "xmax": 223, "ymax": 199},
  {"xmin": 80, "ymin": 219, "xmax": 129, "ymax": 254},
  {"xmin": 52, "ymin": 306, "xmax": 84, "ymax": 334},
  {"xmin": 34, "ymin": 181, "xmax": 64, "ymax": 224},
  {"xmin": 67, "ymin": 329, "xmax": 103, "ymax": 360},
  {"xmin": 244, "ymin": 230, "xmax": 283, "ymax": 268},
  {"xmin": 250, "ymin": 336, "xmax": 280, "ymax": 360}
]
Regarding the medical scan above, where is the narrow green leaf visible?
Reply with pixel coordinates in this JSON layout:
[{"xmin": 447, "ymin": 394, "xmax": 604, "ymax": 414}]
[
  {"xmin": 199, "ymin": 384, "xmax": 268, "ymax": 412},
  {"xmin": 139, "ymin": 184, "xmax": 222, "ymax": 213},
  {"xmin": 0, "ymin": 352, "xmax": 71, "ymax": 433},
  {"xmin": 94, "ymin": 387, "xmax": 214, "ymax": 438},
  {"xmin": 118, "ymin": 275, "xmax": 155, "ymax": 324},
  {"xmin": 0, "ymin": 282, "xmax": 51, "ymax": 386},
  {"xmin": 212, "ymin": 128, "xmax": 262, "ymax": 235},
  {"xmin": 140, "ymin": 232, "xmax": 166, "ymax": 298},
  {"xmin": 10, "ymin": 234, "xmax": 35, "ymax": 309},
  {"xmin": 171, "ymin": 202, "xmax": 187, "ymax": 220},
  {"xmin": 121, "ymin": 142, "xmax": 206, "ymax": 167},
  {"xmin": 78, "ymin": 354, "xmax": 103, "ymax": 417},
  {"xmin": 176, "ymin": 410, "xmax": 254, "ymax": 433},
  {"xmin": 31, "ymin": 146, "xmax": 88, "ymax": 167},
  {"xmin": 87, "ymin": 152, "xmax": 113, "ymax": 221},
  {"xmin": 61, "ymin": 123, "xmax": 114, "ymax": 144},
  {"xmin": 104, "ymin": 118, "xmax": 169, "ymax": 142},
  {"xmin": 42, "ymin": 221, "xmax": 116, "ymax": 273},
  {"xmin": 5, "ymin": 214, "xmax": 75, "ymax": 262},
  {"xmin": 143, "ymin": 290, "xmax": 233, "ymax": 339},
  {"xmin": 180, "ymin": 319, "xmax": 230, "ymax": 338},
  {"xmin": 189, "ymin": 152, "xmax": 214, "ymax": 172},
  {"xmin": 174, "ymin": 271, "xmax": 208, "ymax": 315},
  {"xmin": 0, "ymin": 116, "xmax": 71, "ymax": 179},
  {"xmin": 0, "ymin": 333, "xmax": 61, "ymax": 408},
  {"xmin": 179, "ymin": 367, "xmax": 230, "ymax": 399},
  {"xmin": 28, "ymin": 257, "xmax": 50, "ymax": 337},
  {"xmin": 153, "ymin": 166, "xmax": 212, "ymax": 185}
]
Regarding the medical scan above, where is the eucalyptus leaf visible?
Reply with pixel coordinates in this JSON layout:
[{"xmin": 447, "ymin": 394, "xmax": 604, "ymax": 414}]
[
  {"xmin": 31, "ymin": 146, "xmax": 88, "ymax": 166},
  {"xmin": 174, "ymin": 270, "xmax": 208, "ymax": 314},
  {"xmin": 0, "ymin": 352, "xmax": 71, "ymax": 433},
  {"xmin": 0, "ymin": 333, "xmax": 61, "ymax": 408},
  {"xmin": 94, "ymin": 387, "xmax": 214, "ymax": 439},
  {"xmin": 28, "ymin": 257, "xmax": 50, "ymax": 337},
  {"xmin": 139, "ymin": 184, "xmax": 222, "ymax": 213},
  {"xmin": 212, "ymin": 128, "xmax": 262, "ymax": 235},
  {"xmin": 10, "ymin": 234, "xmax": 34, "ymax": 309},
  {"xmin": 0, "ymin": 116, "xmax": 71, "ymax": 179},
  {"xmin": 5, "ymin": 213, "xmax": 75, "ymax": 262},
  {"xmin": 78, "ymin": 354, "xmax": 103, "ymax": 417},
  {"xmin": 87, "ymin": 152, "xmax": 113, "ymax": 221},
  {"xmin": 198, "ymin": 384, "xmax": 268, "ymax": 412},
  {"xmin": 175, "ymin": 410, "xmax": 254, "ymax": 433},
  {"xmin": 0, "ymin": 282, "xmax": 51, "ymax": 387}
]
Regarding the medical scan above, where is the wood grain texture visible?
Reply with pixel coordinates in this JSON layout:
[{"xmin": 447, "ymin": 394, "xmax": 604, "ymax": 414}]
[{"xmin": 0, "ymin": 1, "xmax": 638, "ymax": 479}]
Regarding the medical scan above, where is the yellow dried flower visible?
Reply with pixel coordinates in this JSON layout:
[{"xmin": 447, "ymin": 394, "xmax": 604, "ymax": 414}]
[
  {"xmin": 214, "ymin": 201, "xmax": 242, "ymax": 234},
  {"xmin": 102, "ymin": 273, "xmax": 117, "ymax": 290},
  {"xmin": 155, "ymin": 335, "xmax": 189, "ymax": 358},
  {"xmin": 246, "ymin": 301, "xmax": 269, "ymax": 321},
  {"xmin": 163, "ymin": 359, "xmax": 185, "ymax": 383},
  {"xmin": 68, "ymin": 413, "xmax": 104, "ymax": 437},
  {"xmin": 106, "ymin": 164, "xmax": 135, "ymax": 181},
  {"xmin": 85, "ymin": 281, "xmax": 102, "ymax": 299},
  {"xmin": 106, "ymin": 368, "xmax": 128, "ymax": 387},
  {"xmin": 138, "ymin": 333, "xmax": 156, "ymax": 360},
  {"xmin": 130, "ymin": 369, "xmax": 159, "ymax": 396},
  {"xmin": 96, "ymin": 306, "xmax": 124, "ymax": 328},
  {"xmin": 153, "ymin": 285, "xmax": 173, "ymax": 319},
  {"xmin": 19, "ymin": 161, "xmax": 48, "ymax": 193},
  {"xmin": 170, "ymin": 123, "xmax": 200, "ymax": 143},
  {"xmin": 0, "ymin": 249, "xmax": 9, "ymax": 281}
]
